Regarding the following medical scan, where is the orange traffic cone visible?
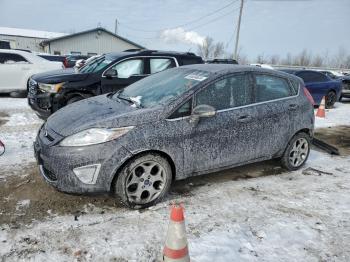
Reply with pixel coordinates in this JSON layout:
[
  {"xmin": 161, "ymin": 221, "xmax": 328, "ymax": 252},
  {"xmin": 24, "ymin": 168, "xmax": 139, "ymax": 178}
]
[
  {"xmin": 316, "ymin": 96, "xmax": 326, "ymax": 118},
  {"xmin": 163, "ymin": 204, "xmax": 190, "ymax": 262}
]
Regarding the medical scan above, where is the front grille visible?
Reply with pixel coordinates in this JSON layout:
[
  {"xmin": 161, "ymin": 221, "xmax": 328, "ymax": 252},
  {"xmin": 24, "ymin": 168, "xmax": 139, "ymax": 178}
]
[{"xmin": 42, "ymin": 166, "xmax": 57, "ymax": 181}]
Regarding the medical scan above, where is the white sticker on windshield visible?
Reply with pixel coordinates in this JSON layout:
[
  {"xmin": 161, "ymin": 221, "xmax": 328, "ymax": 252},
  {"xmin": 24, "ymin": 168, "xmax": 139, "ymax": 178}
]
[{"xmin": 185, "ymin": 74, "xmax": 208, "ymax": 82}]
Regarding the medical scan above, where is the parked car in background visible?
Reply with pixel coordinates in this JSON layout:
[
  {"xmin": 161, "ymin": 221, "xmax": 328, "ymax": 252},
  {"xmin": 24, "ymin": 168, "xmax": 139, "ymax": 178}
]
[
  {"xmin": 28, "ymin": 50, "xmax": 204, "ymax": 119},
  {"xmin": 74, "ymin": 55, "xmax": 101, "ymax": 69},
  {"xmin": 64, "ymin": 54, "xmax": 90, "ymax": 68},
  {"xmin": 318, "ymin": 70, "xmax": 350, "ymax": 100},
  {"xmin": 281, "ymin": 69, "xmax": 342, "ymax": 108},
  {"xmin": 250, "ymin": 63, "xmax": 274, "ymax": 70},
  {"xmin": 207, "ymin": 58, "xmax": 238, "ymax": 64},
  {"xmin": 0, "ymin": 49, "xmax": 63, "ymax": 97},
  {"xmin": 0, "ymin": 40, "xmax": 10, "ymax": 49},
  {"xmin": 38, "ymin": 54, "xmax": 66, "ymax": 64},
  {"xmin": 34, "ymin": 65, "xmax": 314, "ymax": 208}
]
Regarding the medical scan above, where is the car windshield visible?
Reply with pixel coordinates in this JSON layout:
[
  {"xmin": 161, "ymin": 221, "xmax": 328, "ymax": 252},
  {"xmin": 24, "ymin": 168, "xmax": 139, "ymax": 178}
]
[
  {"xmin": 112, "ymin": 68, "xmax": 211, "ymax": 108},
  {"xmin": 79, "ymin": 56, "xmax": 112, "ymax": 73}
]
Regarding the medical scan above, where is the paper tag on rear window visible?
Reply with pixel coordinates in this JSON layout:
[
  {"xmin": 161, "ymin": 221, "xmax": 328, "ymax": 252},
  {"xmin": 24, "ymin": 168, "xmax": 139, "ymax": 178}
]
[{"xmin": 185, "ymin": 74, "xmax": 208, "ymax": 82}]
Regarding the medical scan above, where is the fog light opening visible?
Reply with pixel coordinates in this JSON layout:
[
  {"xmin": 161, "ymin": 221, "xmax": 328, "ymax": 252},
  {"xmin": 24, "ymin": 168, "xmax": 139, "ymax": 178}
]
[{"xmin": 73, "ymin": 164, "xmax": 101, "ymax": 184}]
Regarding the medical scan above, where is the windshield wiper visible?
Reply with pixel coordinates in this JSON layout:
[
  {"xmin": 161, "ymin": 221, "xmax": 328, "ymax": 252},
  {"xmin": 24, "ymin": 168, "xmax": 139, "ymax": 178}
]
[{"xmin": 117, "ymin": 93, "xmax": 142, "ymax": 108}]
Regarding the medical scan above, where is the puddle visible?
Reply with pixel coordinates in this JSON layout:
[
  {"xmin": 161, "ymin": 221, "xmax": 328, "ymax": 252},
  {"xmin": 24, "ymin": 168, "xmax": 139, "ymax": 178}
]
[{"xmin": 314, "ymin": 125, "xmax": 350, "ymax": 156}]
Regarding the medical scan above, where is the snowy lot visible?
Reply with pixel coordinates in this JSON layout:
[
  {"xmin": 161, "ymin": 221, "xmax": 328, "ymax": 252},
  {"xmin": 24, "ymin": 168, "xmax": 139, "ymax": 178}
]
[{"xmin": 0, "ymin": 97, "xmax": 350, "ymax": 261}]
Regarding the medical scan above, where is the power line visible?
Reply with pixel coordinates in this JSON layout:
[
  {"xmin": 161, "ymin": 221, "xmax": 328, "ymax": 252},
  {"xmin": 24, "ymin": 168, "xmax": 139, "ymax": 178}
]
[
  {"xmin": 187, "ymin": 6, "xmax": 240, "ymax": 31},
  {"xmin": 118, "ymin": 0, "xmax": 239, "ymax": 33}
]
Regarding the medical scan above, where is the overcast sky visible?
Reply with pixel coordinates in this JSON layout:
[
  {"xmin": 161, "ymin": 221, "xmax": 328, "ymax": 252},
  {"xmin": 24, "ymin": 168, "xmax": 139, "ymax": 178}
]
[{"xmin": 0, "ymin": 0, "xmax": 349, "ymax": 59}]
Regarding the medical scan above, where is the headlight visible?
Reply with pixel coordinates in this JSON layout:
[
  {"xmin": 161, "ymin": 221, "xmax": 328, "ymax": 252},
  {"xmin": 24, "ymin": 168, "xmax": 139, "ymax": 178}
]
[
  {"xmin": 59, "ymin": 126, "xmax": 134, "ymax": 147},
  {"xmin": 38, "ymin": 82, "xmax": 65, "ymax": 93}
]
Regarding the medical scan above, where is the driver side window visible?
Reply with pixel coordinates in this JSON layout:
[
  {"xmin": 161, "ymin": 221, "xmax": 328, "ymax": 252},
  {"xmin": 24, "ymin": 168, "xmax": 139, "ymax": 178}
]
[
  {"xmin": 110, "ymin": 59, "xmax": 144, "ymax": 78},
  {"xmin": 195, "ymin": 74, "xmax": 251, "ymax": 110}
]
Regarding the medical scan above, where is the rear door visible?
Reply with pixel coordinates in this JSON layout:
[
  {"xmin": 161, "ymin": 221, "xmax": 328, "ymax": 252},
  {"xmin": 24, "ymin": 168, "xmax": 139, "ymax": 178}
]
[
  {"xmin": 149, "ymin": 57, "xmax": 177, "ymax": 73},
  {"xmin": 0, "ymin": 52, "xmax": 30, "ymax": 92},
  {"xmin": 251, "ymin": 73, "xmax": 299, "ymax": 158},
  {"xmin": 101, "ymin": 57, "xmax": 146, "ymax": 93}
]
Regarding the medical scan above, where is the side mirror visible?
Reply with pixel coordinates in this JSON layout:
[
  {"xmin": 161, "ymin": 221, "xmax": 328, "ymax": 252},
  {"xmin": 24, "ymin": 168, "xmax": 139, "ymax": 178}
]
[
  {"xmin": 190, "ymin": 104, "xmax": 216, "ymax": 125},
  {"xmin": 104, "ymin": 69, "xmax": 118, "ymax": 79}
]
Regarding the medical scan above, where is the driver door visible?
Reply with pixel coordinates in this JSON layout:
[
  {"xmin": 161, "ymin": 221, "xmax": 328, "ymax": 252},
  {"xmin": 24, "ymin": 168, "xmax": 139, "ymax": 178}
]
[
  {"xmin": 101, "ymin": 58, "xmax": 146, "ymax": 93},
  {"xmin": 181, "ymin": 73, "xmax": 258, "ymax": 174}
]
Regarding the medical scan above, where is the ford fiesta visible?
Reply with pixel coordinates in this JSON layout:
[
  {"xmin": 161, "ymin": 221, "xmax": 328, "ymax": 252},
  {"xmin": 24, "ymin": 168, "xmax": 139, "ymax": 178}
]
[{"xmin": 34, "ymin": 64, "xmax": 314, "ymax": 208}]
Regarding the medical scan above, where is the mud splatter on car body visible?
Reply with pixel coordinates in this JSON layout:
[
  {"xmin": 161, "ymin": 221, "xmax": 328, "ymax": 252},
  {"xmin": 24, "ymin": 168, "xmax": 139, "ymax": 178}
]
[{"xmin": 34, "ymin": 65, "xmax": 314, "ymax": 196}]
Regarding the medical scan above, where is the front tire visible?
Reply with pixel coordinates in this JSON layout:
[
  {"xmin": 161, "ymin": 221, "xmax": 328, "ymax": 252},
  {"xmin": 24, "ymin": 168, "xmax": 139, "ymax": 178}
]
[
  {"xmin": 281, "ymin": 132, "xmax": 311, "ymax": 171},
  {"xmin": 325, "ymin": 90, "xmax": 336, "ymax": 108},
  {"xmin": 114, "ymin": 153, "xmax": 172, "ymax": 209}
]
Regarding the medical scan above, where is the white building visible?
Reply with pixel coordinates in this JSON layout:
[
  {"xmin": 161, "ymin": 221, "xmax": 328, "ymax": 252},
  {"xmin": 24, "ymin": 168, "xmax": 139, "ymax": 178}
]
[
  {"xmin": 0, "ymin": 27, "xmax": 66, "ymax": 52},
  {"xmin": 41, "ymin": 27, "xmax": 145, "ymax": 56},
  {"xmin": 0, "ymin": 27, "xmax": 144, "ymax": 55}
]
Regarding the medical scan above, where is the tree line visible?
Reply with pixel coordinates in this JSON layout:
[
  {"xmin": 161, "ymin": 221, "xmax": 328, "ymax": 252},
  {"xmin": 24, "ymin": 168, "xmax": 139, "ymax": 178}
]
[{"xmin": 197, "ymin": 37, "xmax": 350, "ymax": 68}]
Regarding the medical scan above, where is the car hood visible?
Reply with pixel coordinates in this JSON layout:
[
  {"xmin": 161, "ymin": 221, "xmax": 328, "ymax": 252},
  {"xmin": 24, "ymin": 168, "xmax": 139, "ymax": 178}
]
[
  {"xmin": 32, "ymin": 68, "xmax": 89, "ymax": 84},
  {"xmin": 46, "ymin": 94, "xmax": 163, "ymax": 137}
]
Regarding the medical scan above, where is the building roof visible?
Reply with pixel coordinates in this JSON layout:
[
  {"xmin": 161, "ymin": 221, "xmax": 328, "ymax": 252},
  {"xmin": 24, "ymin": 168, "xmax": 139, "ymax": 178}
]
[
  {"xmin": 0, "ymin": 27, "xmax": 66, "ymax": 39},
  {"xmin": 41, "ymin": 27, "xmax": 145, "ymax": 49}
]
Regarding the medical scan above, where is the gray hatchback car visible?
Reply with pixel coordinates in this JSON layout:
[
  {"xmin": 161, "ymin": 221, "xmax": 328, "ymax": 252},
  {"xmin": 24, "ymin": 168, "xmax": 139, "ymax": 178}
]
[{"xmin": 34, "ymin": 64, "xmax": 314, "ymax": 208}]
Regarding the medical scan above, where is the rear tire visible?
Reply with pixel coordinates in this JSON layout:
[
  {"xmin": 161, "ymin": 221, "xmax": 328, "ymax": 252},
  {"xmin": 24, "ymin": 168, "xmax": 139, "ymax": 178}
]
[
  {"xmin": 281, "ymin": 132, "xmax": 311, "ymax": 171},
  {"xmin": 114, "ymin": 153, "xmax": 172, "ymax": 209},
  {"xmin": 325, "ymin": 90, "xmax": 336, "ymax": 108}
]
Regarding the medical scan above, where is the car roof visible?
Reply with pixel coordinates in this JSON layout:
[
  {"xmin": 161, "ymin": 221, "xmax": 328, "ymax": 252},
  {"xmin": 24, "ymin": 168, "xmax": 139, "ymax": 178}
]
[
  {"xmin": 104, "ymin": 50, "xmax": 202, "ymax": 60},
  {"xmin": 0, "ymin": 48, "xmax": 33, "ymax": 56}
]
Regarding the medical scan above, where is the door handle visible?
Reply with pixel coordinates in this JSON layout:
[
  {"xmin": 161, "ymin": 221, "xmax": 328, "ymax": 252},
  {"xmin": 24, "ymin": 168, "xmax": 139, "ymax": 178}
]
[
  {"xmin": 237, "ymin": 115, "xmax": 252, "ymax": 123},
  {"xmin": 288, "ymin": 104, "xmax": 298, "ymax": 110}
]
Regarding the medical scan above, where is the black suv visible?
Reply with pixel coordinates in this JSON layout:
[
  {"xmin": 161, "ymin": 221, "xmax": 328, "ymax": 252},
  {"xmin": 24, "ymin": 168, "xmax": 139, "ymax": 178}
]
[{"xmin": 28, "ymin": 50, "xmax": 204, "ymax": 119}]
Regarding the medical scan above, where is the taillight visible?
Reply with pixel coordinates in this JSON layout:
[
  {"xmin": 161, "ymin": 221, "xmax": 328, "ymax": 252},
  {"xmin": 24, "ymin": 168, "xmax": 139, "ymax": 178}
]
[{"xmin": 303, "ymin": 87, "xmax": 315, "ymax": 105}]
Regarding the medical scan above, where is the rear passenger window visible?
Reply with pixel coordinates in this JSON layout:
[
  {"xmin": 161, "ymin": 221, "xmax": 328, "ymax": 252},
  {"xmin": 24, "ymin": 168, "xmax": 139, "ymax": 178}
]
[
  {"xmin": 0, "ymin": 53, "xmax": 28, "ymax": 64},
  {"xmin": 297, "ymin": 71, "xmax": 328, "ymax": 83},
  {"xmin": 195, "ymin": 74, "xmax": 252, "ymax": 110},
  {"xmin": 150, "ymin": 58, "xmax": 176, "ymax": 74},
  {"xmin": 255, "ymin": 75, "xmax": 293, "ymax": 103}
]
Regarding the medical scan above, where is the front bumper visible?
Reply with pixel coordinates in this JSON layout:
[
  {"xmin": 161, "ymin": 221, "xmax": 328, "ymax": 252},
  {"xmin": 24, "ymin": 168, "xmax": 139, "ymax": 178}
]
[
  {"xmin": 341, "ymin": 89, "xmax": 350, "ymax": 98},
  {"xmin": 27, "ymin": 79, "xmax": 53, "ymax": 120},
  {"xmin": 34, "ymin": 126, "xmax": 133, "ymax": 194},
  {"xmin": 28, "ymin": 93, "xmax": 52, "ymax": 120}
]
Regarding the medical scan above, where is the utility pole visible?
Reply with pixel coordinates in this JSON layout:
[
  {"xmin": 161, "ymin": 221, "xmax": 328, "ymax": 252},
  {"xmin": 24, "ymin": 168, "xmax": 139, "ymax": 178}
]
[
  {"xmin": 234, "ymin": 0, "xmax": 244, "ymax": 60},
  {"xmin": 115, "ymin": 18, "xmax": 118, "ymax": 34}
]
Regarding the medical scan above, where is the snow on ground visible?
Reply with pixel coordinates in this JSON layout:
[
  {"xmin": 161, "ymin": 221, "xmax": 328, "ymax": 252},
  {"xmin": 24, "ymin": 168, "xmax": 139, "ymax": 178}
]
[
  {"xmin": 315, "ymin": 101, "xmax": 350, "ymax": 128},
  {"xmin": 0, "ymin": 98, "xmax": 350, "ymax": 261},
  {"xmin": 0, "ymin": 98, "xmax": 42, "ymax": 176}
]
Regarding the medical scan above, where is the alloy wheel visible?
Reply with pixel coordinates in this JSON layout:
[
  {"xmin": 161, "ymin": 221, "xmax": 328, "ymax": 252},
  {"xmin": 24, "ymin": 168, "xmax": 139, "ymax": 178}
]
[
  {"xmin": 289, "ymin": 138, "xmax": 309, "ymax": 167},
  {"xmin": 125, "ymin": 161, "xmax": 166, "ymax": 204}
]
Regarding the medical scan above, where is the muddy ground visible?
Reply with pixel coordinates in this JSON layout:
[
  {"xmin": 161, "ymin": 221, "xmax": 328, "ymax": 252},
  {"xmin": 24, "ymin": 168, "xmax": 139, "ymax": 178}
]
[{"xmin": 0, "ymin": 125, "xmax": 349, "ymax": 226}]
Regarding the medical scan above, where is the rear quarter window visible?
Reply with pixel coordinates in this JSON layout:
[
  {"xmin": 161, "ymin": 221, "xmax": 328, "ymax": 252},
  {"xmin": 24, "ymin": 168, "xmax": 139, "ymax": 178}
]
[{"xmin": 180, "ymin": 57, "xmax": 203, "ymax": 66}]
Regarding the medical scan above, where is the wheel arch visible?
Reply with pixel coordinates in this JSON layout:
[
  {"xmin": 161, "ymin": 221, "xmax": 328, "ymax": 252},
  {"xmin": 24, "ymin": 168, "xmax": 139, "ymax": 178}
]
[{"xmin": 110, "ymin": 149, "xmax": 177, "ymax": 192}]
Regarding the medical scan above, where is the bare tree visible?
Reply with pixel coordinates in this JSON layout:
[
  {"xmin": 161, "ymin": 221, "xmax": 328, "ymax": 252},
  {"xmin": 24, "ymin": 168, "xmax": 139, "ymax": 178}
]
[
  {"xmin": 256, "ymin": 53, "xmax": 266, "ymax": 64},
  {"xmin": 281, "ymin": 53, "xmax": 292, "ymax": 65},
  {"xmin": 312, "ymin": 54, "xmax": 324, "ymax": 67},
  {"xmin": 197, "ymin": 37, "xmax": 225, "ymax": 60},
  {"xmin": 332, "ymin": 46, "xmax": 347, "ymax": 68},
  {"xmin": 213, "ymin": 42, "xmax": 225, "ymax": 59},
  {"xmin": 293, "ymin": 49, "xmax": 312, "ymax": 66},
  {"xmin": 269, "ymin": 55, "xmax": 280, "ymax": 65}
]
